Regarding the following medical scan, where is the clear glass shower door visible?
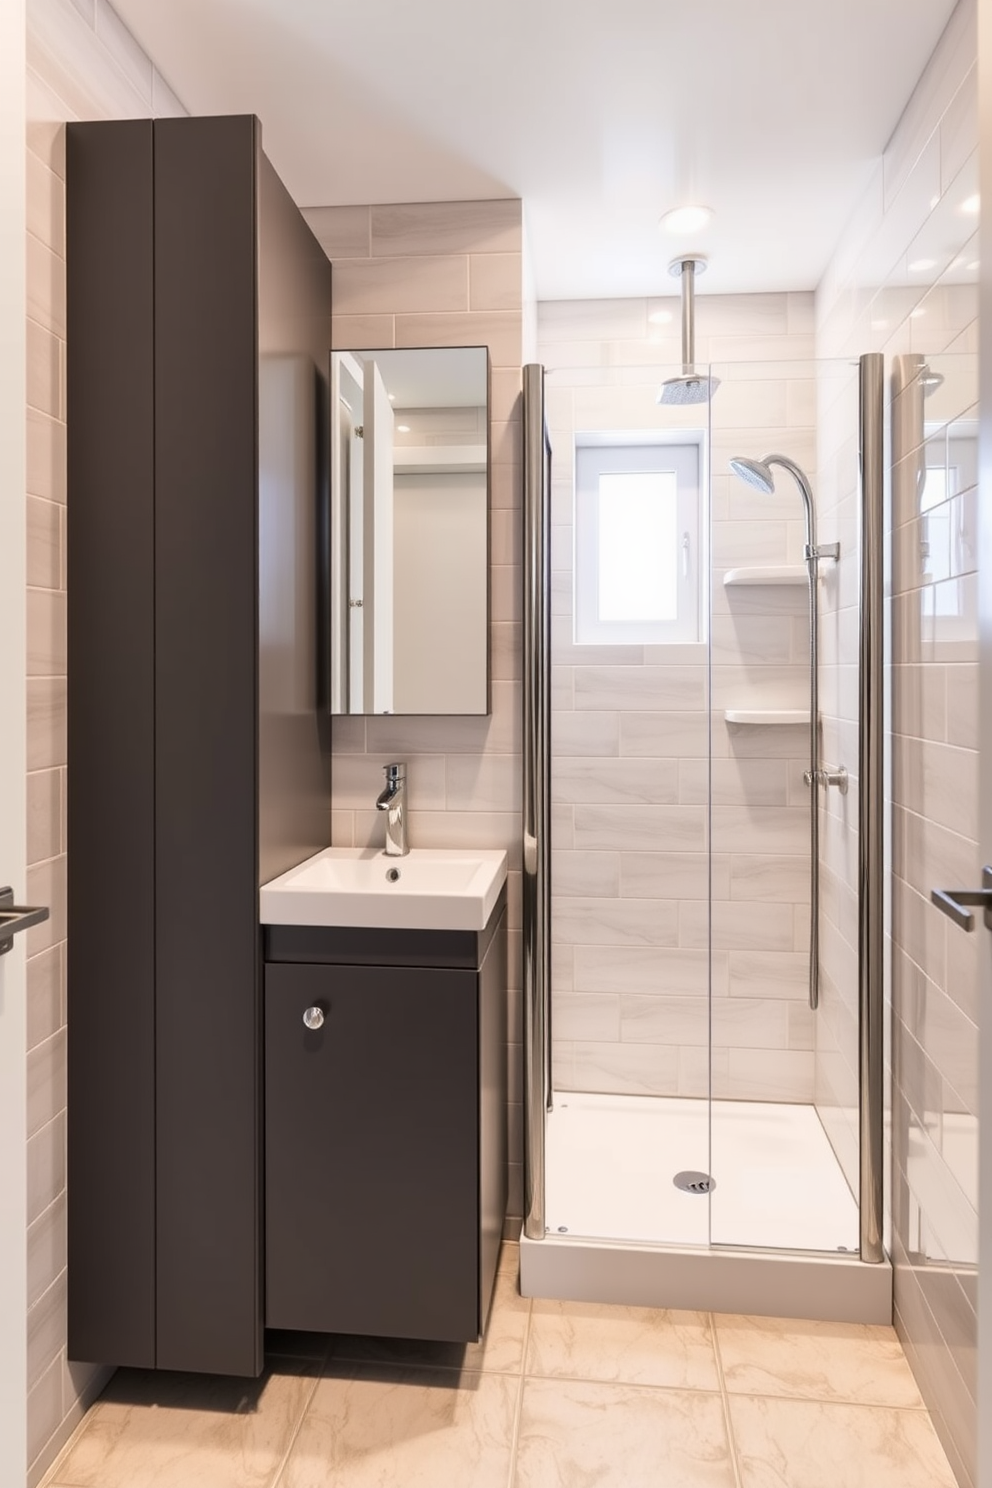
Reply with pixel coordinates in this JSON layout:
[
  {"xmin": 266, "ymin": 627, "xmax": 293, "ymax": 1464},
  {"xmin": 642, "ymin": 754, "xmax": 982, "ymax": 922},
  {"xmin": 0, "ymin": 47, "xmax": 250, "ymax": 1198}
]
[{"xmin": 705, "ymin": 356, "xmax": 865, "ymax": 1255}]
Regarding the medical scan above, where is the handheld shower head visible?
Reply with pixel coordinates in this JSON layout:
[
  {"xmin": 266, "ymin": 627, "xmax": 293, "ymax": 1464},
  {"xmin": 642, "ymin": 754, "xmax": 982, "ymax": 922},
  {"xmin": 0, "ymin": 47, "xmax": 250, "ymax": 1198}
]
[
  {"xmin": 728, "ymin": 456, "xmax": 775, "ymax": 494},
  {"xmin": 730, "ymin": 451, "xmax": 816, "ymax": 554}
]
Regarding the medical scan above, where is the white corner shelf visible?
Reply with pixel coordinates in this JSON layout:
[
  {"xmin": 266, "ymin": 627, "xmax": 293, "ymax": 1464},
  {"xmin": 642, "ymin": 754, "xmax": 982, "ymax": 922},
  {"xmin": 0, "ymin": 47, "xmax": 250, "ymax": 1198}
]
[
  {"xmin": 724, "ymin": 709, "xmax": 810, "ymax": 726},
  {"xmin": 393, "ymin": 444, "xmax": 487, "ymax": 475},
  {"xmin": 723, "ymin": 565, "xmax": 808, "ymax": 587}
]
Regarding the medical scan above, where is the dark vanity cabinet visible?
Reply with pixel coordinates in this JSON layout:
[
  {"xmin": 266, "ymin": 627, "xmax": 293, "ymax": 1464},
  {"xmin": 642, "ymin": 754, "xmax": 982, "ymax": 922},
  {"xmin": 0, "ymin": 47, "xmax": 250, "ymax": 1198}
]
[
  {"xmin": 66, "ymin": 116, "xmax": 331, "ymax": 1377},
  {"xmin": 264, "ymin": 898, "xmax": 508, "ymax": 1343}
]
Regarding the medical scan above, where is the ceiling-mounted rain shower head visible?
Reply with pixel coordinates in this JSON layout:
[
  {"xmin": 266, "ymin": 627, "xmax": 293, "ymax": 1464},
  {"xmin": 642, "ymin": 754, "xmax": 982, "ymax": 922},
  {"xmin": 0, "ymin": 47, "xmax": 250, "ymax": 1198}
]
[
  {"xmin": 728, "ymin": 456, "xmax": 776, "ymax": 494},
  {"xmin": 657, "ymin": 256, "xmax": 720, "ymax": 406}
]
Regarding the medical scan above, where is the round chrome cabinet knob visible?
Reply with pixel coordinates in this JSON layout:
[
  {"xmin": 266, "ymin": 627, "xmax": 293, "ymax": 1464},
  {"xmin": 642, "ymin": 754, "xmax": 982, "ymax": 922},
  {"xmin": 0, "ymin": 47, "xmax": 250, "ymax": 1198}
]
[{"xmin": 302, "ymin": 1006, "xmax": 325, "ymax": 1030}]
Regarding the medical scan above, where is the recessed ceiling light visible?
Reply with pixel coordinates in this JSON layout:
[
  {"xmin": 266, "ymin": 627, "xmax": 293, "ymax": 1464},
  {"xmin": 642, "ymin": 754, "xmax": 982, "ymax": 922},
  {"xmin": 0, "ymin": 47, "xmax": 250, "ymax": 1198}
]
[
  {"xmin": 908, "ymin": 258, "xmax": 936, "ymax": 272},
  {"xmin": 388, "ymin": 392, "xmax": 396, "ymax": 401},
  {"xmin": 648, "ymin": 309, "xmax": 673, "ymax": 325},
  {"xmin": 396, "ymin": 424, "xmax": 411, "ymax": 432},
  {"xmin": 659, "ymin": 205, "xmax": 713, "ymax": 235},
  {"xmin": 960, "ymin": 193, "xmax": 980, "ymax": 215}
]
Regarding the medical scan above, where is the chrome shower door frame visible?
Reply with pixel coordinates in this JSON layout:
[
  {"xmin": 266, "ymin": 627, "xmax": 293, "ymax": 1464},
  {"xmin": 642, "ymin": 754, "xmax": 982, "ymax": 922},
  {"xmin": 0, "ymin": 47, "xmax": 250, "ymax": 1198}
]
[
  {"xmin": 522, "ymin": 364, "xmax": 551, "ymax": 1241},
  {"xmin": 521, "ymin": 356, "xmax": 886, "ymax": 1268}
]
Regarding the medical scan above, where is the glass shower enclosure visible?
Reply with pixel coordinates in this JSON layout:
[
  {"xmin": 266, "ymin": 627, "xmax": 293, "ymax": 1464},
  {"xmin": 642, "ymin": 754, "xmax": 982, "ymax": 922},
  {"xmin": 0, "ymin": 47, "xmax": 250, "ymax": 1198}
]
[{"xmin": 520, "ymin": 354, "xmax": 887, "ymax": 1320}]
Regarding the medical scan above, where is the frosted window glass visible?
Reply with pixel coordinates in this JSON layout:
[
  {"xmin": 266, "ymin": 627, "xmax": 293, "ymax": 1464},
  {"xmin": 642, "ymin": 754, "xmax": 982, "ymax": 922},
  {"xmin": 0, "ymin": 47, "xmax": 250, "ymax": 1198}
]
[{"xmin": 598, "ymin": 471, "xmax": 678, "ymax": 622}]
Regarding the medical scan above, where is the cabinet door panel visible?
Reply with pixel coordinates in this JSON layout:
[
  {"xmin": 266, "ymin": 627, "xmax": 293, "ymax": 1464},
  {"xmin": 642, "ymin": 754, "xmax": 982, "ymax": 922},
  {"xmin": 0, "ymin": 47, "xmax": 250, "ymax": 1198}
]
[{"xmin": 265, "ymin": 963, "xmax": 479, "ymax": 1341}]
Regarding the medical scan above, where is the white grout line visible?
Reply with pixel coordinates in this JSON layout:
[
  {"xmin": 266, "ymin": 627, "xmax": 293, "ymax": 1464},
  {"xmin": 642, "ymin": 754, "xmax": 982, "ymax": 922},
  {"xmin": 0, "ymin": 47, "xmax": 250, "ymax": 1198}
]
[
  {"xmin": 268, "ymin": 1345, "xmax": 330, "ymax": 1488},
  {"xmin": 711, "ymin": 1314, "xmax": 745, "ymax": 1488},
  {"xmin": 504, "ymin": 1290, "xmax": 532, "ymax": 1488}
]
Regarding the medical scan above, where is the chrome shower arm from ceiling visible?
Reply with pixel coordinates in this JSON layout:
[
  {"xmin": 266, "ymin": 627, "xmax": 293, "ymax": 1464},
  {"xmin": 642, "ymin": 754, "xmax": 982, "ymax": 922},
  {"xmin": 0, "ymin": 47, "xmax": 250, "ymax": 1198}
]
[{"xmin": 680, "ymin": 258, "xmax": 696, "ymax": 374}]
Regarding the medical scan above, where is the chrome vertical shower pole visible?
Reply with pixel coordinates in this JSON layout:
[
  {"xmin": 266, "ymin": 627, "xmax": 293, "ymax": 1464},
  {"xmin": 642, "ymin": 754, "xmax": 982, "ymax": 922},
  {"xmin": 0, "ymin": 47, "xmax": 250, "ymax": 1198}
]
[
  {"xmin": 859, "ymin": 352, "xmax": 885, "ymax": 1265},
  {"xmin": 522, "ymin": 364, "xmax": 551, "ymax": 1242}
]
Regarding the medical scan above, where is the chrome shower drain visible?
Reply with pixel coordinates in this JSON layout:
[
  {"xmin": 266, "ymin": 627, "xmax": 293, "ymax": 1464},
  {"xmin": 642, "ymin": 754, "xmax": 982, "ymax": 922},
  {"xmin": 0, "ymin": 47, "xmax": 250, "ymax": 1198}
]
[{"xmin": 673, "ymin": 1170, "xmax": 716, "ymax": 1195}]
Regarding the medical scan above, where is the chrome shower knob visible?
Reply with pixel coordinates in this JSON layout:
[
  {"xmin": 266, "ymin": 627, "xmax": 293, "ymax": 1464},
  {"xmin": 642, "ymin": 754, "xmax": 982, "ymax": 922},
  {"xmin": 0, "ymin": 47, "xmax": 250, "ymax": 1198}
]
[{"xmin": 302, "ymin": 1006, "xmax": 325, "ymax": 1030}]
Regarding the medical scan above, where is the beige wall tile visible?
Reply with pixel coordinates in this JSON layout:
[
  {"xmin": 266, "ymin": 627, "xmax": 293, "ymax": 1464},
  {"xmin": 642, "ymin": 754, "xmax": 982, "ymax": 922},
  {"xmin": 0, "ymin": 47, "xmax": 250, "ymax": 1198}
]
[
  {"xmin": 570, "ymin": 1041, "xmax": 680, "ymax": 1097},
  {"xmin": 27, "ymin": 768, "xmax": 61, "ymax": 866},
  {"xmin": 553, "ymin": 757, "xmax": 679, "ymax": 806},
  {"xmin": 25, "ymin": 853, "xmax": 66, "ymax": 957},
  {"xmin": 332, "ymin": 312, "xmax": 395, "ymax": 349},
  {"xmin": 28, "ymin": 1195, "xmax": 66, "ymax": 1312},
  {"xmin": 395, "ymin": 310, "xmax": 521, "ymax": 368},
  {"xmin": 27, "ymin": 1029, "xmax": 67, "ymax": 1142},
  {"xmin": 27, "ymin": 1353, "xmax": 63, "ymax": 1475},
  {"xmin": 27, "ymin": 316, "xmax": 60, "ymax": 417},
  {"xmin": 371, "ymin": 199, "xmax": 521, "ymax": 257},
  {"xmin": 26, "ymin": 945, "xmax": 62, "ymax": 1053},
  {"xmin": 304, "ymin": 204, "xmax": 370, "ymax": 259},
  {"xmin": 26, "ymin": 408, "xmax": 66, "ymax": 503},
  {"xmin": 553, "ymin": 898, "xmax": 678, "ymax": 948},
  {"xmin": 27, "ymin": 1114, "xmax": 65, "ymax": 1229},
  {"xmin": 27, "ymin": 495, "xmax": 61, "ymax": 589},
  {"xmin": 470, "ymin": 254, "xmax": 522, "ymax": 312},
  {"xmin": 27, "ymin": 678, "xmax": 67, "ymax": 771},
  {"xmin": 333, "ymin": 254, "xmax": 468, "ymax": 316},
  {"xmin": 27, "ymin": 587, "xmax": 67, "ymax": 676}
]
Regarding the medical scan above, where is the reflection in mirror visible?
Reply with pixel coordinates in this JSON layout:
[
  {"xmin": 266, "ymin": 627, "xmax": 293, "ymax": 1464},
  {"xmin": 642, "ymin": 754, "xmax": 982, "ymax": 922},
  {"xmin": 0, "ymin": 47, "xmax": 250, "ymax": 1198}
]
[
  {"xmin": 892, "ymin": 351, "xmax": 978, "ymax": 662},
  {"xmin": 330, "ymin": 347, "xmax": 490, "ymax": 715}
]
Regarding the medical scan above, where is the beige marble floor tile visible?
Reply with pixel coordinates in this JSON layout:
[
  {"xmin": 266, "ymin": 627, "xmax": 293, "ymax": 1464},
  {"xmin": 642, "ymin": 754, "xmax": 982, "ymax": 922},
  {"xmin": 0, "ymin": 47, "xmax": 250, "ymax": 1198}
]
[
  {"xmin": 328, "ymin": 1263, "xmax": 531, "ymax": 1374},
  {"xmin": 47, "ymin": 1359, "xmax": 319, "ymax": 1488},
  {"xmin": 526, "ymin": 1300, "xmax": 719, "ymax": 1391},
  {"xmin": 277, "ymin": 1364, "xmax": 518, "ymax": 1488},
  {"xmin": 715, "ymin": 1314, "xmax": 925, "ymax": 1407},
  {"xmin": 514, "ymin": 1377, "xmax": 736, "ymax": 1488},
  {"xmin": 729, "ymin": 1395, "xmax": 959, "ymax": 1488}
]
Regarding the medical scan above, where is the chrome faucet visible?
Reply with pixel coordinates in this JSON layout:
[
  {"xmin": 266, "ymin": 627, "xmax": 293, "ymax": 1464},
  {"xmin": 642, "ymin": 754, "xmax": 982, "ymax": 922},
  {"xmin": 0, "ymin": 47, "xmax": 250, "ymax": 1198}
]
[{"xmin": 375, "ymin": 762, "xmax": 408, "ymax": 857}]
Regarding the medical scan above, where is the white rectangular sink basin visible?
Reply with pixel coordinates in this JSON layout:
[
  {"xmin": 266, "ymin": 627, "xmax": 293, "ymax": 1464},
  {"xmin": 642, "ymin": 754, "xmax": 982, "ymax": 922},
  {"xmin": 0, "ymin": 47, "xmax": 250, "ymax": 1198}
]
[{"xmin": 260, "ymin": 847, "xmax": 508, "ymax": 932}]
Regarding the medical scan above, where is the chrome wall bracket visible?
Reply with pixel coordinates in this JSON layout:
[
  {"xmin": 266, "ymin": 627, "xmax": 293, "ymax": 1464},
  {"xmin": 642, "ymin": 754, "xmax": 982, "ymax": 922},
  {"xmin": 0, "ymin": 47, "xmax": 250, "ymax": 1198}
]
[
  {"xmin": 0, "ymin": 887, "xmax": 50, "ymax": 956},
  {"xmin": 804, "ymin": 765, "xmax": 849, "ymax": 792}
]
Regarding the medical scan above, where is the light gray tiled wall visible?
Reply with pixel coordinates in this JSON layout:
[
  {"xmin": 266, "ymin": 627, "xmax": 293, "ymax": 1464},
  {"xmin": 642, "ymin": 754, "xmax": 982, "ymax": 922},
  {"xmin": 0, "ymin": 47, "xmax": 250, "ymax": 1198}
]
[
  {"xmin": 538, "ymin": 293, "xmax": 820, "ymax": 1104},
  {"xmin": 305, "ymin": 200, "xmax": 525, "ymax": 1230},
  {"xmin": 24, "ymin": 1, "xmax": 186, "ymax": 1483},
  {"xmin": 816, "ymin": 2, "xmax": 978, "ymax": 1484}
]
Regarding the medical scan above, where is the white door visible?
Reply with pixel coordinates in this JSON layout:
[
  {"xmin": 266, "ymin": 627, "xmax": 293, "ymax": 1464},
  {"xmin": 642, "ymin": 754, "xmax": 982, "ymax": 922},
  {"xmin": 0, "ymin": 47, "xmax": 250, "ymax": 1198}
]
[
  {"xmin": 0, "ymin": 1, "xmax": 29, "ymax": 1478},
  {"xmin": 362, "ymin": 360, "xmax": 394, "ymax": 714}
]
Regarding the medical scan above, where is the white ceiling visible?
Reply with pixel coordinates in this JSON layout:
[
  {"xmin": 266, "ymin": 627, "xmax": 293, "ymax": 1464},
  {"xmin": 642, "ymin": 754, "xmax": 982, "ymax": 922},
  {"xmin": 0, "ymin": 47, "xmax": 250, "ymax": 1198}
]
[{"xmin": 113, "ymin": 0, "xmax": 959, "ymax": 300}]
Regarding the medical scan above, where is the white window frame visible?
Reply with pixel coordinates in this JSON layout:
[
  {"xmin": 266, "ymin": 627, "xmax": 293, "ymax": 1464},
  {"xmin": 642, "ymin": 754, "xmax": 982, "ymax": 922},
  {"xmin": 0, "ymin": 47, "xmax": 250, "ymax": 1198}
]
[{"xmin": 574, "ymin": 435, "xmax": 706, "ymax": 645}]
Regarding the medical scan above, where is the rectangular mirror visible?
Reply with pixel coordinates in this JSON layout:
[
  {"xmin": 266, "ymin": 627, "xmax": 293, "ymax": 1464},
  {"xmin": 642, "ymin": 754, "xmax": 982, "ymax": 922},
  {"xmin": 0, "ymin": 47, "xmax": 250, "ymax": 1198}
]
[{"xmin": 329, "ymin": 346, "xmax": 490, "ymax": 715}]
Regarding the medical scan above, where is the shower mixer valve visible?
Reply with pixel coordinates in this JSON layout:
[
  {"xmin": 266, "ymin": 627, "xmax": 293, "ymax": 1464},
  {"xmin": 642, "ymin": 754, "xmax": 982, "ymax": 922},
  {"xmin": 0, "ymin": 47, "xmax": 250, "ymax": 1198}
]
[{"xmin": 805, "ymin": 765, "xmax": 849, "ymax": 792}]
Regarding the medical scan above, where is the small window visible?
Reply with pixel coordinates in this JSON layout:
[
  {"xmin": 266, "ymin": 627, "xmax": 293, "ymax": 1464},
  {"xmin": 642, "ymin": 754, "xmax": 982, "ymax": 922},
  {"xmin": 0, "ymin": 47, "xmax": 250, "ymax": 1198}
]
[{"xmin": 575, "ymin": 441, "xmax": 704, "ymax": 644}]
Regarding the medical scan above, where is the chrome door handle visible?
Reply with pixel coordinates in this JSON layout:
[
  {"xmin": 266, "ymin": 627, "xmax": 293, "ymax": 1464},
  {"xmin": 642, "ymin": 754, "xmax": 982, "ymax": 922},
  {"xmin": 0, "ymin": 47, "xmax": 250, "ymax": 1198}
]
[
  {"xmin": 931, "ymin": 867, "xmax": 992, "ymax": 932},
  {"xmin": 0, "ymin": 887, "xmax": 50, "ymax": 957},
  {"xmin": 302, "ymin": 1006, "xmax": 325, "ymax": 1030}
]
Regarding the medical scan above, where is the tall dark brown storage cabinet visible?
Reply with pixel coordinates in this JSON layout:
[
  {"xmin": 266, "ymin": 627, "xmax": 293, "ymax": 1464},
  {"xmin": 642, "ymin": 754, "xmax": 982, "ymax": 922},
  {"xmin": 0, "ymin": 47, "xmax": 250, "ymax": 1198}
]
[{"xmin": 65, "ymin": 116, "xmax": 332, "ymax": 1378}]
